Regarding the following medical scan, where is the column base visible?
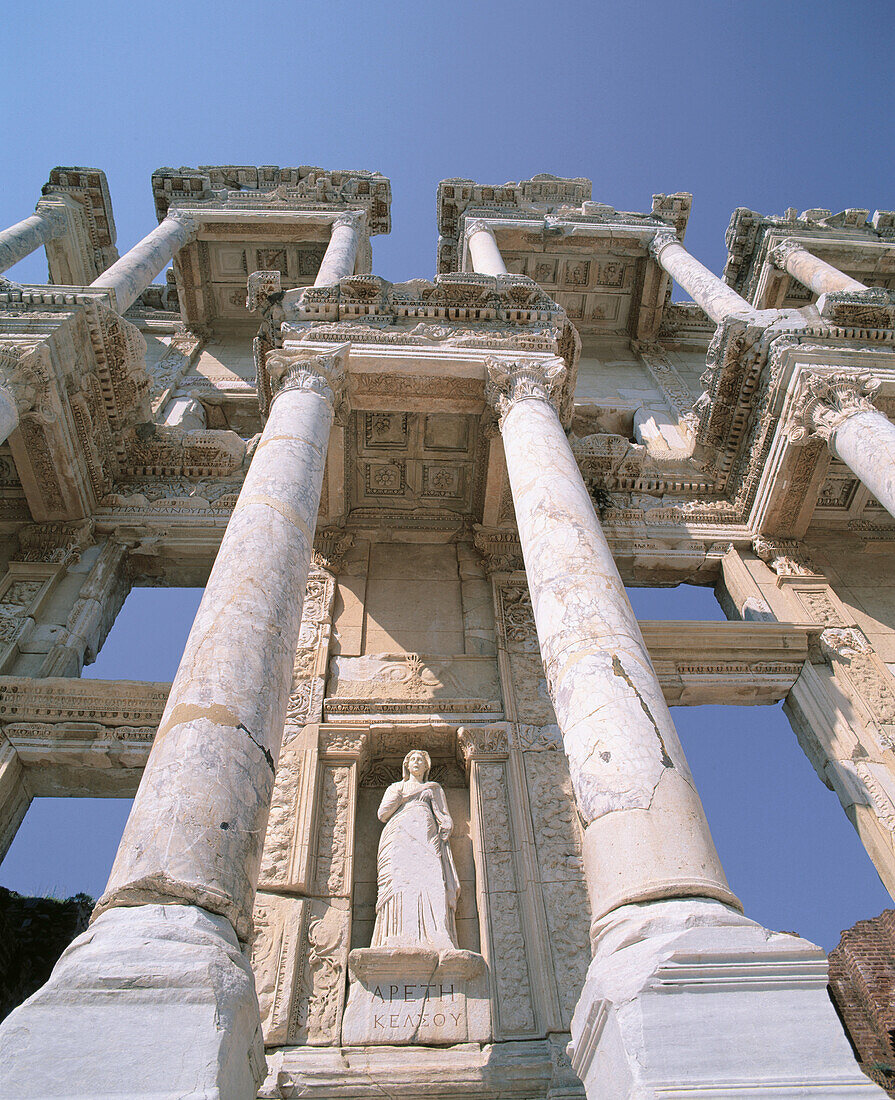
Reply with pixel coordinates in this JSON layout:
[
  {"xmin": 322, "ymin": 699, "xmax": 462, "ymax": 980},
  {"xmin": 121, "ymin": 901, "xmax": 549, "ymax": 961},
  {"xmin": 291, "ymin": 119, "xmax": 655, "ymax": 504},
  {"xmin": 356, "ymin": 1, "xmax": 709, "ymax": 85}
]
[
  {"xmin": 568, "ymin": 898, "xmax": 884, "ymax": 1098},
  {"xmin": 0, "ymin": 903, "xmax": 266, "ymax": 1099}
]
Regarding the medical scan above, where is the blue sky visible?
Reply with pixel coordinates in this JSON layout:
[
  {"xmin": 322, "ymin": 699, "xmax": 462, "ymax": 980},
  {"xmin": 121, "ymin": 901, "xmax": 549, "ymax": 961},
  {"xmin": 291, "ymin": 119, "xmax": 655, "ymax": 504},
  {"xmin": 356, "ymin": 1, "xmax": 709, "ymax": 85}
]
[{"xmin": 1, "ymin": 0, "xmax": 893, "ymax": 952}]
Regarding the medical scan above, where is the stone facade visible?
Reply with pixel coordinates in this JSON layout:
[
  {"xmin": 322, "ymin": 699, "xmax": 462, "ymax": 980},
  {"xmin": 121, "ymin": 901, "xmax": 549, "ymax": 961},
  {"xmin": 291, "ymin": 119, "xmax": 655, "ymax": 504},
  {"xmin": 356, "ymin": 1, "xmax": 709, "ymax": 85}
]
[{"xmin": 0, "ymin": 167, "xmax": 892, "ymax": 1096}]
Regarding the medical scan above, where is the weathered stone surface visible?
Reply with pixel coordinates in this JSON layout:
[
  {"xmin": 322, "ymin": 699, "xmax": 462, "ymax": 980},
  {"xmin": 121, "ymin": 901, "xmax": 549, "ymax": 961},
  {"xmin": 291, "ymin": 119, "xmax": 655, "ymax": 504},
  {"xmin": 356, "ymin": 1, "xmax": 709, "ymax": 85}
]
[
  {"xmin": 569, "ymin": 898, "xmax": 886, "ymax": 1097},
  {"xmin": 0, "ymin": 904, "xmax": 266, "ymax": 1099}
]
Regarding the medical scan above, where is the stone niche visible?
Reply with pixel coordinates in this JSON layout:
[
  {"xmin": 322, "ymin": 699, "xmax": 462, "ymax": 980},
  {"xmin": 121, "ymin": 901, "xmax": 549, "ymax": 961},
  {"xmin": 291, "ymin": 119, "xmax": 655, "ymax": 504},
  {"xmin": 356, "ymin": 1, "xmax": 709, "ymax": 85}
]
[{"xmin": 344, "ymin": 748, "xmax": 488, "ymax": 1045}]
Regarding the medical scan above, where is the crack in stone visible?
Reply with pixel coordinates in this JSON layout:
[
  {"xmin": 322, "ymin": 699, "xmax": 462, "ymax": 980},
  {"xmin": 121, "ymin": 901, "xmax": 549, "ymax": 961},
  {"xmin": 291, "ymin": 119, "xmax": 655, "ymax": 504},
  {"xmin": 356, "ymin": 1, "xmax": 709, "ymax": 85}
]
[
  {"xmin": 610, "ymin": 654, "xmax": 674, "ymax": 768},
  {"xmin": 238, "ymin": 723, "xmax": 276, "ymax": 774}
]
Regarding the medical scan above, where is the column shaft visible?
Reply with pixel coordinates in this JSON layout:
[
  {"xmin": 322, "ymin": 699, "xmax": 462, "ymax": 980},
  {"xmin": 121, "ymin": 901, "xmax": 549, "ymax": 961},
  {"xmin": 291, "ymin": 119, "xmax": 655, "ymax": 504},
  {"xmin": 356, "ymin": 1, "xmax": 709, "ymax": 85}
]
[
  {"xmin": 492, "ymin": 361, "xmax": 738, "ymax": 924},
  {"xmin": 466, "ymin": 220, "xmax": 508, "ymax": 275},
  {"xmin": 90, "ymin": 213, "xmax": 195, "ymax": 313},
  {"xmin": 0, "ymin": 211, "xmax": 63, "ymax": 275},
  {"xmin": 651, "ymin": 231, "xmax": 751, "ymax": 324},
  {"xmin": 773, "ymin": 237, "xmax": 866, "ymax": 296},
  {"xmin": 832, "ymin": 408, "xmax": 895, "ymax": 520},
  {"xmin": 314, "ymin": 213, "xmax": 362, "ymax": 286},
  {"xmin": 96, "ymin": 350, "xmax": 343, "ymax": 940}
]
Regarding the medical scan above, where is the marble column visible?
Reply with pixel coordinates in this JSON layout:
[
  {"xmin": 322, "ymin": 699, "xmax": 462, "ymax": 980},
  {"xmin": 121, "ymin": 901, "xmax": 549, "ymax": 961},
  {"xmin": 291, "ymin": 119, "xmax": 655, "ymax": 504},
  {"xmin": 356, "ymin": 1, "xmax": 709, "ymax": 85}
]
[
  {"xmin": 97, "ymin": 344, "xmax": 347, "ymax": 939},
  {"xmin": 0, "ymin": 344, "xmax": 349, "ymax": 1100},
  {"xmin": 790, "ymin": 370, "xmax": 895, "ymax": 520},
  {"xmin": 771, "ymin": 237, "xmax": 867, "ymax": 297},
  {"xmin": 0, "ymin": 203, "xmax": 67, "ymax": 274},
  {"xmin": 487, "ymin": 356, "xmax": 885, "ymax": 1097},
  {"xmin": 487, "ymin": 356, "xmax": 738, "ymax": 922},
  {"xmin": 649, "ymin": 228, "xmax": 751, "ymax": 324},
  {"xmin": 465, "ymin": 218, "xmax": 508, "ymax": 276},
  {"xmin": 90, "ymin": 210, "xmax": 197, "ymax": 312},
  {"xmin": 314, "ymin": 211, "xmax": 363, "ymax": 286}
]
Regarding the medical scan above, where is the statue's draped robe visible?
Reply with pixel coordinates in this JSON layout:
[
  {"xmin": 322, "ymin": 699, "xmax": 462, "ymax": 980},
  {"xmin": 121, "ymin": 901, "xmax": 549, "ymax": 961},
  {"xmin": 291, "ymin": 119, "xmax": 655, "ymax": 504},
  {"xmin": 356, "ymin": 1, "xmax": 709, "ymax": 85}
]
[{"xmin": 372, "ymin": 780, "xmax": 460, "ymax": 951}]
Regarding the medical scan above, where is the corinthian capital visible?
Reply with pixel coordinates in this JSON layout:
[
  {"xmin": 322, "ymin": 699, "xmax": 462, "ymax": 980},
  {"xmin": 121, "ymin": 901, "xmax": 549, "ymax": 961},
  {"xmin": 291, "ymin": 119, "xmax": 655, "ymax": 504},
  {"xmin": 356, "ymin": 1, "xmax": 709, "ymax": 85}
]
[
  {"xmin": 788, "ymin": 370, "xmax": 881, "ymax": 444},
  {"xmin": 464, "ymin": 218, "xmax": 495, "ymax": 240},
  {"xmin": 164, "ymin": 208, "xmax": 199, "ymax": 241},
  {"xmin": 332, "ymin": 209, "xmax": 365, "ymax": 231},
  {"xmin": 33, "ymin": 199, "xmax": 69, "ymax": 239},
  {"xmin": 485, "ymin": 356, "xmax": 566, "ymax": 422},
  {"xmin": 265, "ymin": 344, "xmax": 349, "ymax": 411},
  {"xmin": 648, "ymin": 227, "xmax": 679, "ymax": 260},
  {"xmin": 769, "ymin": 237, "xmax": 805, "ymax": 271}
]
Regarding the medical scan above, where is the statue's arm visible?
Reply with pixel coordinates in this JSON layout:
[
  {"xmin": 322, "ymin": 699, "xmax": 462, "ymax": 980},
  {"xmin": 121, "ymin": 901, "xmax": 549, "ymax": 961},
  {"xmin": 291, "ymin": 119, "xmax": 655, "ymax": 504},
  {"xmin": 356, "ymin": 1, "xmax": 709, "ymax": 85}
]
[
  {"xmin": 378, "ymin": 782, "xmax": 404, "ymax": 823},
  {"xmin": 429, "ymin": 783, "xmax": 453, "ymax": 838}
]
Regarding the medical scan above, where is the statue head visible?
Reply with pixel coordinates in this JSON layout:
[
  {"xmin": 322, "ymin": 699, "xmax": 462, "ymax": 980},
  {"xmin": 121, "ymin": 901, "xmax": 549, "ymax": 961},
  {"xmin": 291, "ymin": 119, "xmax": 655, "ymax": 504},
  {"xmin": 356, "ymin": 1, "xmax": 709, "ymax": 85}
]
[{"xmin": 402, "ymin": 749, "xmax": 431, "ymax": 782}]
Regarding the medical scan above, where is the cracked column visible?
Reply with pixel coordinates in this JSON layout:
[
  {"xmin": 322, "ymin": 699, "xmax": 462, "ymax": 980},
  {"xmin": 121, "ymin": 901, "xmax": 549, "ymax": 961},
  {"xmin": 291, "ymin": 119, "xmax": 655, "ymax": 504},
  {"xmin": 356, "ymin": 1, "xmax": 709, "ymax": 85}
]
[
  {"xmin": 488, "ymin": 355, "xmax": 736, "ymax": 919},
  {"xmin": 650, "ymin": 227, "xmax": 752, "ymax": 324},
  {"xmin": 0, "ymin": 343, "xmax": 349, "ymax": 1100},
  {"xmin": 90, "ymin": 209, "xmax": 197, "ymax": 312},
  {"xmin": 488, "ymin": 355, "xmax": 882, "ymax": 1098},
  {"xmin": 791, "ymin": 370, "xmax": 895, "ymax": 521},
  {"xmin": 771, "ymin": 236, "xmax": 867, "ymax": 298},
  {"xmin": 314, "ymin": 210, "xmax": 364, "ymax": 286},
  {"xmin": 465, "ymin": 218, "xmax": 508, "ymax": 275},
  {"xmin": 0, "ymin": 201, "xmax": 68, "ymax": 274}
]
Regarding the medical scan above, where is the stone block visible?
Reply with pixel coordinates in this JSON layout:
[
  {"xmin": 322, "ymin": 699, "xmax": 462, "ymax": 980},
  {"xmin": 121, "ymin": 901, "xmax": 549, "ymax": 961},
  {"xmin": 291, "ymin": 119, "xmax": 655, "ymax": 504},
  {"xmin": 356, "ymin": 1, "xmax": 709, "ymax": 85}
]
[{"xmin": 0, "ymin": 904, "xmax": 265, "ymax": 1099}]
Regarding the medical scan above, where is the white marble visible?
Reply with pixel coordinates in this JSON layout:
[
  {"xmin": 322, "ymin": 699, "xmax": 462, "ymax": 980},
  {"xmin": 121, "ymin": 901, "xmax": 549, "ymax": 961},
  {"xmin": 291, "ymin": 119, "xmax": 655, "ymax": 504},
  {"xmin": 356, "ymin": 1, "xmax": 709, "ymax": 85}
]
[
  {"xmin": 569, "ymin": 898, "xmax": 886, "ymax": 1098},
  {"xmin": 489, "ymin": 357, "xmax": 738, "ymax": 924},
  {"xmin": 91, "ymin": 210, "xmax": 196, "ymax": 313},
  {"xmin": 0, "ymin": 208, "xmax": 65, "ymax": 274},
  {"xmin": 833, "ymin": 408, "xmax": 895, "ymax": 521},
  {"xmin": 650, "ymin": 229, "xmax": 751, "ymax": 324},
  {"xmin": 343, "ymin": 748, "xmax": 488, "ymax": 1045},
  {"xmin": 162, "ymin": 393, "xmax": 206, "ymax": 430},
  {"xmin": 0, "ymin": 386, "xmax": 19, "ymax": 446},
  {"xmin": 96, "ymin": 345, "xmax": 348, "ymax": 941},
  {"xmin": 791, "ymin": 370, "xmax": 895, "ymax": 522},
  {"xmin": 772, "ymin": 237, "xmax": 867, "ymax": 296},
  {"xmin": 314, "ymin": 211, "xmax": 363, "ymax": 286},
  {"xmin": 373, "ymin": 749, "xmax": 461, "ymax": 952},
  {"xmin": 465, "ymin": 219, "xmax": 508, "ymax": 276},
  {"xmin": 0, "ymin": 904, "xmax": 265, "ymax": 1099}
]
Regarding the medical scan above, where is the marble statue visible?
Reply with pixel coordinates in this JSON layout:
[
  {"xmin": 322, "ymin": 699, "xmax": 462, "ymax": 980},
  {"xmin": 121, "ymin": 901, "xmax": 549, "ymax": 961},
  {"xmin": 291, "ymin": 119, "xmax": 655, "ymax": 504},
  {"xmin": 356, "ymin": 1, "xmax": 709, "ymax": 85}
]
[{"xmin": 372, "ymin": 749, "xmax": 460, "ymax": 952}]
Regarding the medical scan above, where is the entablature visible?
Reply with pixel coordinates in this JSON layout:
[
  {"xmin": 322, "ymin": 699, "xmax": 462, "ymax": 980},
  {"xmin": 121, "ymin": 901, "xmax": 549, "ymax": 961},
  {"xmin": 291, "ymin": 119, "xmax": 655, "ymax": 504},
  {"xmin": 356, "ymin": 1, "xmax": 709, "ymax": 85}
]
[
  {"xmin": 436, "ymin": 175, "xmax": 692, "ymax": 340},
  {"xmin": 725, "ymin": 206, "xmax": 895, "ymax": 309},
  {"xmin": 151, "ymin": 164, "xmax": 391, "ymax": 331}
]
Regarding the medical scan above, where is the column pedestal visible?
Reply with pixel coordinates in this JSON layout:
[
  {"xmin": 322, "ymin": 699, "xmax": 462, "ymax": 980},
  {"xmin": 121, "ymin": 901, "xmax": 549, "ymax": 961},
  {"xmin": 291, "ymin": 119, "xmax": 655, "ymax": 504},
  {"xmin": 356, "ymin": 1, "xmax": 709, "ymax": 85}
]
[
  {"xmin": 489, "ymin": 355, "xmax": 882, "ymax": 1097},
  {"xmin": 569, "ymin": 899, "xmax": 884, "ymax": 1098},
  {"xmin": 0, "ymin": 906, "xmax": 264, "ymax": 1100}
]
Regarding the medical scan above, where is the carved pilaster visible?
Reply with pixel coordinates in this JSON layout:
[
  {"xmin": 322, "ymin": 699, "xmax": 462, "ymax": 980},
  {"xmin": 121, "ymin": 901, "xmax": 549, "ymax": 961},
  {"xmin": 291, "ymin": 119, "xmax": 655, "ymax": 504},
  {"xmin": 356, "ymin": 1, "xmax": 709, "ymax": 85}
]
[
  {"xmin": 788, "ymin": 371, "xmax": 881, "ymax": 444},
  {"xmin": 752, "ymin": 536, "xmax": 821, "ymax": 578},
  {"xmin": 484, "ymin": 356, "xmax": 566, "ymax": 424},
  {"xmin": 311, "ymin": 528, "xmax": 354, "ymax": 574}
]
